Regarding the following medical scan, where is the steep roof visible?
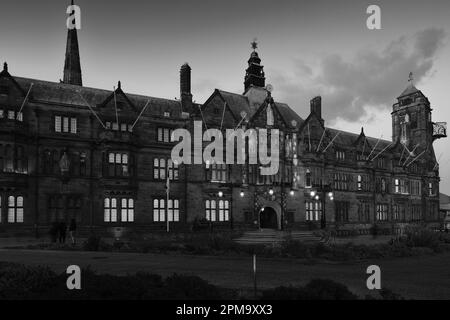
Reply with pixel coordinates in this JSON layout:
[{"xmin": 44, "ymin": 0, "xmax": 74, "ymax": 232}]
[
  {"xmin": 326, "ymin": 127, "xmax": 392, "ymax": 150},
  {"xmin": 398, "ymin": 85, "xmax": 420, "ymax": 98},
  {"xmin": 12, "ymin": 76, "xmax": 184, "ymax": 117},
  {"xmin": 214, "ymin": 89, "xmax": 303, "ymax": 128}
]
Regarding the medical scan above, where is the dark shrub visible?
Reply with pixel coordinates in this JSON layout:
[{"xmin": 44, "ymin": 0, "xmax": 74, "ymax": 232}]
[
  {"xmin": 405, "ymin": 226, "xmax": 440, "ymax": 250},
  {"xmin": 370, "ymin": 224, "xmax": 380, "ymax": 237},
  {"xmin": 304, "ymin": 279, "xmax": 358, "ymax": 300},
  {"xmin": 82, "ymin": 235, "xmax": 111, "ymax": 252},
  {"xmin": 162, "ymin": 274, "xmax": 223, "ymax": 300},
  {"xmin": 261, "ymin": 279, "xmax": 357, "ymax": 300},
  {"xmin": 261, "ymin": 286, "xmax": 308, "ymax": 300},
  {"xmin": 379, "ymin": 288, "xmax": 404, "ymax": 300},
  {"xmin": 0, "ymin": 263, "xmax": 58, "ymax": 299}
]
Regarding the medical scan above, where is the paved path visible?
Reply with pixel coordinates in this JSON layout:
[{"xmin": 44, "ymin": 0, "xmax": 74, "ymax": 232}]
[{"xmin": 0, "ymin": 249, "xmax": 449, "ymax": 299}]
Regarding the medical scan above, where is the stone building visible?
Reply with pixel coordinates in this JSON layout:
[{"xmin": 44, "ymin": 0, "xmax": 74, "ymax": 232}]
[{"xmin": 0, "ymin": 13, "xmax": 446, "ymax": 237}]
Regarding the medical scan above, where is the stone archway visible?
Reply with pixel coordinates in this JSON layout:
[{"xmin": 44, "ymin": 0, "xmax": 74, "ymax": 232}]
[{"xmin": 258, "ymin": 201, "xmax": 282, "ymax": 230}]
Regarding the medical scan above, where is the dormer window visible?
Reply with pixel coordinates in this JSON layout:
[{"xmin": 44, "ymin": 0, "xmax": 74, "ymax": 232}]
[
  {"xmin": 105, "ymin": 121, "xmax": 133, "ymax": 133},
  {"xmin": 55, "ymin": 115, "xmax": 77, "ymax": 134},
  {"xmin": 157, "ymin": 127, "xmax": 173, "ymax": 143},
  {"xmin": 336, "ymin": 150, "xmax": 345, "ymax": 161}
]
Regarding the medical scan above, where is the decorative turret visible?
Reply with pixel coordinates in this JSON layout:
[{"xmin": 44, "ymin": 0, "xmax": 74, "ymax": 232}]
[{"xmin": 244, "ymin": 39, "xmax": 265, "ymax": 93}]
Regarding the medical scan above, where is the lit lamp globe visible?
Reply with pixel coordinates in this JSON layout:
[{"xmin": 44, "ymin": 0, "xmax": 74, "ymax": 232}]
[
  {"xmin": 218, "ymin": 191, "xmax": 223, "ymax": 197},
  {"xmin": 269, "ymin": 189, "xmax": 274, "ymax": 195},
  {"xmin": 310, "ymin": 190, "xmax": 316, "ymax": 197}
]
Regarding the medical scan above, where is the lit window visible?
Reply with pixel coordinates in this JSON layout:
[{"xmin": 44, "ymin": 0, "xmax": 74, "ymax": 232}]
[
  {"xmin": 210, "ymin": 163, "xmax": 227, "ymax": 182},
  {"xmin": 153, "ymin": 199, "xmax": 180, "ymax": 222},
  {"xmin": 121, "ymin": 198, "xmax": 134, "ymax": 222},
  {"xmin": 205, "ymin": 199, "xmax": 229, "ymax": 222},
  {"xmin": 54, "ymin": 116, "xmax": 77, "ymax": 133},
  {"xmin": 104, "ymin": 197, "xmax": 117, "ymax": 222},
  {"xmin": 70, "ymin": 118, "xmax": 77, "ymax": 134},
  {"xmin": 55, "ymin": 116, "xmax": 62, "ymax": 132},
  {"xmin": 305, "ymin": 201, "xmax": 321, "ymax": 221},
  {"xmin": 107, "ymin": 152, "xmax": 130, "ymax": 177},
  {"xmin": 154, "ymin": 158, "xmax": 178, "ymax": 180},
  {"xmin": 157, "ymin": 128, "xmax": 173, "ymax": 142},
  {"xmin": 7, "ymin": 110, "xmax": 15, "ymax": 120},
  {"xmin": 376, "ymin": 204, "xmax": 388, "ymax": 221},
  {"xmin": 7, "ymin": 196, "xmax": 24, "ymax": 223}
]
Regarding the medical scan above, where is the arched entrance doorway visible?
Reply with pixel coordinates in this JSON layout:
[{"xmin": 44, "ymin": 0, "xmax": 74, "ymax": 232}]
[{"xmin": 259, "ymin": 207, "xmax": 278, "ymax": 229}]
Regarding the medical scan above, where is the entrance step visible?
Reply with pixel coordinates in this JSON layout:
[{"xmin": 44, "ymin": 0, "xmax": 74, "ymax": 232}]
[{"xmin": 234, "ymin": 229, "xmax": 322, "ymax": 245}]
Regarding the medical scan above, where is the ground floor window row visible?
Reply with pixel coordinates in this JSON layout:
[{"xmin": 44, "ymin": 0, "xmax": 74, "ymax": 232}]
[
  {"xmin": 0, "ymin": 195, "xmax": 24, "ymax": 223},
  {"xmin": 304, "ymin": 201, "xmax": 434, "ymax": 223}
]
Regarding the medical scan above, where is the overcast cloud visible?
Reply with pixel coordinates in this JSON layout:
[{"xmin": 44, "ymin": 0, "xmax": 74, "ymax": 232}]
[{"xmin": 270, "ymin": 28, "xmax": 447, "ymax": 122}]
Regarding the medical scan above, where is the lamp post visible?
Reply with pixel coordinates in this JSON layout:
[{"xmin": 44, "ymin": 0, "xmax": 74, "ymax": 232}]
[{"xmin": 309, "ymin": 183, "xmax": 333, "ymax": 229}]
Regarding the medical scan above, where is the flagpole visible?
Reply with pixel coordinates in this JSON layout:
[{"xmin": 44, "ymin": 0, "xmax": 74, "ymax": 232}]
[{"xmin": 166, "ymin": 164, "xmax": 170, "ymax": 233}]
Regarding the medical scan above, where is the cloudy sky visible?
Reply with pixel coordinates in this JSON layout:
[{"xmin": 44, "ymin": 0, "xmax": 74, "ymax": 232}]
[{"xmin": 1, "ymin": 0, "xmax": 449, "ymax": 193}]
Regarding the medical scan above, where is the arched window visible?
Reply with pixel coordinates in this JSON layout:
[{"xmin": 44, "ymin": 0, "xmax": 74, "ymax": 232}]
[{"xmin": 7, "ymin": 196, "xmax": 24, "ymax": 223}]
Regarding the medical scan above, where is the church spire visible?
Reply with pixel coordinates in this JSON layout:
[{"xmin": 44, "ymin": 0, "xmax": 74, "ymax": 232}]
[
  {"xmin": 244, "ymin": 38, "xmax": 265, "ymax": 93},
  {"xmin": 63, "ymin": 0, "xmax": 82, "ymax": 86}
]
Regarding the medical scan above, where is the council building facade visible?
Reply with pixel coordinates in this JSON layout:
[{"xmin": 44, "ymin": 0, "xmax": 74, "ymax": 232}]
[{"xmin": 0, "ymin": 16, "xmax": 447, "ymax": 238}]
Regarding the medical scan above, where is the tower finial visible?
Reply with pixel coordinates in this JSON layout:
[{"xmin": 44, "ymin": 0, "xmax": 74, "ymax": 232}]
[
  {"xmin": 251, "ymin": 38, "xmax": 258, "ymax": 51},
  {"xmin": 3, "ymin": 62, "xmax": 7, "ymax": 72},
  {"xmin": 408, "ymin": 72, "xmax": 414, "ymax": 86},
  {"xmin": 118, "ymin": 81, "xmax": 121, "ymax": 89}
]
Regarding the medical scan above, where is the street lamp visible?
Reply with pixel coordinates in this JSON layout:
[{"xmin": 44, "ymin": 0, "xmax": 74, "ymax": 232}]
[
  {"xmin": 289, "ymin": 189, "xmax": 295, "ymax": 196},
  {"xmin": 218, "ymin": 191, "xmax": 223, "ymax": 197},
  {"xmin": 268, "ymin": 189, "xmax": 274, "ymax": 195},
  {"xmin": 240, "ymin": 190, "xmax": 245, "ymax": 197},
  {"xmin": 310, "ymin": 190, "xmax": 316, "ymax": 197}
]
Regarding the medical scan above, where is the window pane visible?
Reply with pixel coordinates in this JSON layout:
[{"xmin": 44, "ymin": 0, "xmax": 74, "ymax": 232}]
[
  {"xmin": 70, "ymin": 118, "xmax": 77, "ymax": 134},
  {"xmin": 8, "ymin": 208, "xmax": 15, "ymax": 223},
  {"xmin": 55, "ymin": 116, "xmax": 61, "ymax": 132},
  {"xmin": 63, "ymin": 117, "xmax": 69, "ymax": 132},
  {"xmin": 8, "ymin": 196, "xmax": 14, "ymax": 207}
]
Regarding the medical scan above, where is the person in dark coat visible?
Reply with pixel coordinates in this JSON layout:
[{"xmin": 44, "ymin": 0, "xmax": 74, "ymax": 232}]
[
  {"xmin": 69, "ymin": 218, "xmax": 77, "ymax": 245},
  {"xmin": 59, "ymin": 221, "xmax": 67, "ymax": 244}
]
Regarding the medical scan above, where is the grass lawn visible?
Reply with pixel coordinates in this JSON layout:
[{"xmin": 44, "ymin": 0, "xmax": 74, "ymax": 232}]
[{"xmin": 0, "ymin": 248, "xmax": 449, "ymax": 299}]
